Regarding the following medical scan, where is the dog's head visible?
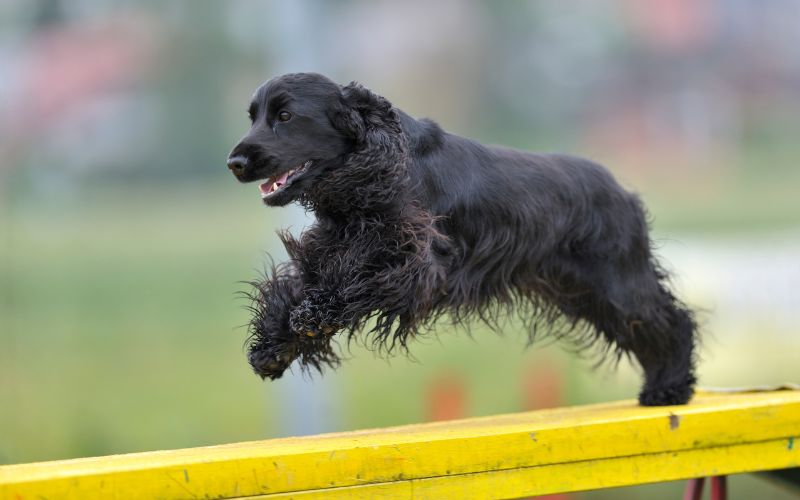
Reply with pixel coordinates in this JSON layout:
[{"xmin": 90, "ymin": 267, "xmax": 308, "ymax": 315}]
[{"xmin": 227, "ymin": 72, "xmax": 400, "ymax": 207}]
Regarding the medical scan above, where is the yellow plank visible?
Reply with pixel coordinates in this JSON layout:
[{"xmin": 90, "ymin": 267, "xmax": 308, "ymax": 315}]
[
  {"xmin": 252, "ymin": 439, "xmax": 799, "ymax": 499},
  {"xmin": 1, "ymin": 391, "xmax": 798, "ymax": 500}
]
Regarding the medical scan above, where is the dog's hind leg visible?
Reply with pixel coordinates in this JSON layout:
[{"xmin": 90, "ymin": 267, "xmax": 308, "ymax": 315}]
[
  {"xmin": 585, "ymin": 262, "xmax": 697, "ymax": 406},
  {"xmin": 624, "ymin": 283, "xmax": 697, "ymax": 406}
]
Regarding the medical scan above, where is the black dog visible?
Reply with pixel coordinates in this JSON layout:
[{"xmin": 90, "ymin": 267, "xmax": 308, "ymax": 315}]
[{"xmin": 227, "ymin": 72, "xmax": 697, "ymax": 406}]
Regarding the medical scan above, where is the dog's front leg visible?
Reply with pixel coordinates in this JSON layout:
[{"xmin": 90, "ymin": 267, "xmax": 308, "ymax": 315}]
[
  {"xmin": 284, "ymin": 219, "xmax": 449, "ymax": 347},
  {"xmin": 288, "ymin": 260, "xmax": 373, "ymax": 339},
  {"xmin": 246, "ymin": 263, "xmax": 340, "ymax": 379},
  {"xmin": 288, "ymin": 256, "xmax": 447, "ymax": 343}
]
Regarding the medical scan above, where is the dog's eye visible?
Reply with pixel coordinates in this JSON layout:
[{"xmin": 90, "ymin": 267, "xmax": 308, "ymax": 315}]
[{"xmin": 277, "ymin": 111, "xmax": 292, "ymax": 122}]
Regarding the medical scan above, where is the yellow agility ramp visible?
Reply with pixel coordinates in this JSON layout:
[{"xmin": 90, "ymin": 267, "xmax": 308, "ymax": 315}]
[{"xmin": 1, "ymin": 390, "xmax": 798, "ymax": 499}]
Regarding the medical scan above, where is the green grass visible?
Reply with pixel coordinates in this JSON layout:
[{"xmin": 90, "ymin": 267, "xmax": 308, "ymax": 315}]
[
  {"xmin": 647, "ymin": 178, "xmax": 800, "ymax": 235},
  {"xmin": 1, "ymin": 183, "xmax": 273, "ymax": 462}
]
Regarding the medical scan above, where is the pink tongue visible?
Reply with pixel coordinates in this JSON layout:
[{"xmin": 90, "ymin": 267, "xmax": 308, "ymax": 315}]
[
  {"xmin": 274, "ymin": 171, "xmax": 290, "ymax": 187},
  {"xmin": 259, "ymin": 171, "xmax": 291, "ymax": 195}
]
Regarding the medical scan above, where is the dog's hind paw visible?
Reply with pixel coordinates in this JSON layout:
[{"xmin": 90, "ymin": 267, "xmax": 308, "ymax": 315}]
[{"xmin": 638, "ymin": 377, "xmax": 696, "ymax": 406}]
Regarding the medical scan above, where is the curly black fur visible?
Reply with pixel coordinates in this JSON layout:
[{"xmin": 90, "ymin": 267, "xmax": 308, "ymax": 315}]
[{"xmin": 228, "ymin": 73, "xmax": 697, "ymax": 406}]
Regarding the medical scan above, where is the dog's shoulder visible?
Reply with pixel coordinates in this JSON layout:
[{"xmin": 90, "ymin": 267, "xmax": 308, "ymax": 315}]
[{"xmin": 395, "ymin": 110, "xmax": 444, "ymax": 155}]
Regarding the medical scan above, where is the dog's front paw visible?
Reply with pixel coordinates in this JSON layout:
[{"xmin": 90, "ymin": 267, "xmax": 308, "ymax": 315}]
[
  {"xmin": 248, "ymin": 346, "xmax": 295, "ymax": 380},
  {"xmin": 289, "ymin": 298, "xmax": 339, "ymax": 338},
  {"xmin": 245, "ymin": 271, "xmax": 305, "ymax": 379}
]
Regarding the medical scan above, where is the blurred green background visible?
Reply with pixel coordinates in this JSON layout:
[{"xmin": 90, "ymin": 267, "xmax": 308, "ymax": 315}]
[{"xmin": 1, "ymin": 1, "xmax": 799, "ymax": 498}]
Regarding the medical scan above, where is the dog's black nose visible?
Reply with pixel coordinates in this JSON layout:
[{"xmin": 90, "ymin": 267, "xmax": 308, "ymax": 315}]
[{"xmin": 227, "ymin": 155, "xmax": 247, "ymax": 175}]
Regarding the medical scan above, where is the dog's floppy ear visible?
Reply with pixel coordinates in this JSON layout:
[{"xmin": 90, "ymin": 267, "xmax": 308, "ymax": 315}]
[{"xmin": 330, "ymin": 82, "xmax": 394, "ymax": 144}]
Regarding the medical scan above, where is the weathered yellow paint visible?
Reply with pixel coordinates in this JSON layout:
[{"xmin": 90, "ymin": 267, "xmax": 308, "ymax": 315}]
[{"xmin": 1, "ymin": 390, "xmax": 798, "ymax": 499}]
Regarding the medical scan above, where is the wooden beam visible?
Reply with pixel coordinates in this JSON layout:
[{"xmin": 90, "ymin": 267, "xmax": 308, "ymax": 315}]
[{"xmin": 1, "ymin": 390, "xmax": 798, "ymax": 499}]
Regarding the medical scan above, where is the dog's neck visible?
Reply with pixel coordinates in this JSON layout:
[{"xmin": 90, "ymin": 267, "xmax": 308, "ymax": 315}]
[{"xmin": 301, "ymin": 109, "xmax": 414, "ymax": 220}]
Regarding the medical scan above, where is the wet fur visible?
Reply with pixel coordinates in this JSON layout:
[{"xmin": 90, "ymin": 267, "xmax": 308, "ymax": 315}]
[{"xmin": 230, "ymin": 73, "xmax": 697, "ymax": 406}]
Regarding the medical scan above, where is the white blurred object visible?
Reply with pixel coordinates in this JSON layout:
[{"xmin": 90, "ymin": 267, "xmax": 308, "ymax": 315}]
[{"xmin": 660, "ymin": 230, "xmax": 800, "ymax": 336}]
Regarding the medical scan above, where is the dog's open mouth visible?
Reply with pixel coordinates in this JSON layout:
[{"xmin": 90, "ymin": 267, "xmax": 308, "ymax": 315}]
[{"xmin": 259, "ymin": 161, "xmax": 313, "ymax": 199}]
